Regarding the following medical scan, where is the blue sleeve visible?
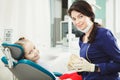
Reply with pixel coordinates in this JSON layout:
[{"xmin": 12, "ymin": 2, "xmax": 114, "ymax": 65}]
[{"xmin": 98, "ymin": 30, "xmax": 120, "ymax": 75}]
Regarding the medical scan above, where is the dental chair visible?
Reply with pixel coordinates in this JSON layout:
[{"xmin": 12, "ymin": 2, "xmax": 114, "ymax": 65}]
[{"xmin": 0, "ymin": 43, "xmax": 62, "ymax": 80}]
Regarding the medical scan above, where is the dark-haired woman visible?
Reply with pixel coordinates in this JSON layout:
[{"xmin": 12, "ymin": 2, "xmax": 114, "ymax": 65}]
[{"xmin": 67, "ymin": 0, "xmax": 120, "ymax": 80}]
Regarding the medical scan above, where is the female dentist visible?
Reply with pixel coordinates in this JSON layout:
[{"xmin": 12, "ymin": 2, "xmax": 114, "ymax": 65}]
[{"xmin": 67, "ymin": 0, "xmax": 120, "ymax": 80}]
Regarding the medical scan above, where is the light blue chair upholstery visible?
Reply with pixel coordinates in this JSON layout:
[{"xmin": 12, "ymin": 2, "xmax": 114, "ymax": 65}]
[{"xmin": 1, "ymin": 43, "xmax": 62, "ymax": 80}]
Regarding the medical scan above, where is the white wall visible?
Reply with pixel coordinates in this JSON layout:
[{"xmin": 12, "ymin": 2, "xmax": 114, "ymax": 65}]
[
  {"xmin": 106, "ymin": 0, "xmax": 120, "ymax": 34},
  {"xmin": 115, "ymin": 0, "xmax": 120, "ymax": 33},
  {"xmin": 54, "ymin": 0, "xmax": 62, "ymax": 18},
  {"xmin": 106, "ymin": 0, "xmax": 115, "ymax": 33},
  {"xmin": 0, "ymin": 0, "xmax": 51, "ymax": 79},
  {"xmin": 0, "ymin": 0, "xmax": 51, "ymax": 48}
]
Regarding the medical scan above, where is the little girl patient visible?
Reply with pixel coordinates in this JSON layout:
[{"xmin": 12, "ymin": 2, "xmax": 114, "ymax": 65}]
[
  {"xmin": 15, "ymin": 37, "xmax": 50, "ymax": 70},
  {"xmin": 15, "ymin": 37, "xmax": 82, "ymax": 80}
]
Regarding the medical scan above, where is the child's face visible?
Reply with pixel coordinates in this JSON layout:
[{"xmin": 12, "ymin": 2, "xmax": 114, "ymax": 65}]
[{"xmin": 23, "ymin": 41, "xmax": 40, "ymax": 62}]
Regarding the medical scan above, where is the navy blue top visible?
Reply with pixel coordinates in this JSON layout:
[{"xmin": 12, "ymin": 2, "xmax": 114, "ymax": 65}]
[{"xmin": 79, "ymin": 27, "xmax": 120, "ymax": 80}]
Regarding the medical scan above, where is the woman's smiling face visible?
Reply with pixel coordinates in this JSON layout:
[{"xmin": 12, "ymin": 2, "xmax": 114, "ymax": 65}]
[{"xmin": 71, "ymin": 10, "xmax": 88, "ymax": 30}]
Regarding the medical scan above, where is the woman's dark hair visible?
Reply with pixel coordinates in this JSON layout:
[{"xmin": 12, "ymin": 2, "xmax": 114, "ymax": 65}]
[{"xmin": 68, "ymin": 0, "xmax": 101, "ymax": 43}]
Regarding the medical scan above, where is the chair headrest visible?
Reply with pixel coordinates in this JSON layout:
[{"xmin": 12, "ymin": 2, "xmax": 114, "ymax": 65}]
[{"xmin": 2, "ymin": 43, "xmax": 24, "ymax": 60}]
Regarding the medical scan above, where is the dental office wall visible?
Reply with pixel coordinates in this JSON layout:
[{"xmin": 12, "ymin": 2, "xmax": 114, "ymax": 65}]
[
  {"xmin": 0, "ymin": 0, "xmax": 51, "ymax": 80},
  {"xmin": 115, "ymin": 0, "xmax": 120, "ymax": 33},
  {"xmin": 106, "ymin": 0, "xmax": 120, "ymax": 34},
  {"xmin": 0, "ymin": 0, "xmax": 51, "ymax": 48},
  {"xmin": 106, "ymin": 0, "xmax": 115, "ymax": 33},
  {"xmin": 95, "ymin": 0, "xmax": 105, "ymax": 26},
  {"xmin": 50, "ymin": 0, "xmax": 62, "ymax": 47}
]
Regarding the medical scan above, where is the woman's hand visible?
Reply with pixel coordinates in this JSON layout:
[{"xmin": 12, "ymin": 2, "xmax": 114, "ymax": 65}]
[
  {"xmin": 73, "ymin": 57, "xmax": 95, "ymax": 72},
  {"xmin": 67, "ymin": 54, "xmax": 81, "ymax": 71},
  {"xmin": 67, "ymin": 54, "xmax": 95, "ymax": 72}
]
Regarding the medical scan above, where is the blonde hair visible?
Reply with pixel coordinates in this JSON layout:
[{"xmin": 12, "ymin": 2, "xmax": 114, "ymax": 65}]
[{"xmin": 15, "ymin": 37, "xmax": 30, "ymax": 51}]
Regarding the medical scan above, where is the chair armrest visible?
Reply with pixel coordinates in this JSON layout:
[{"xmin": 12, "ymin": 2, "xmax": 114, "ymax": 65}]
[{"xmin": 53, "ymin": 72, "xmax": 62, "ymax": 77}]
